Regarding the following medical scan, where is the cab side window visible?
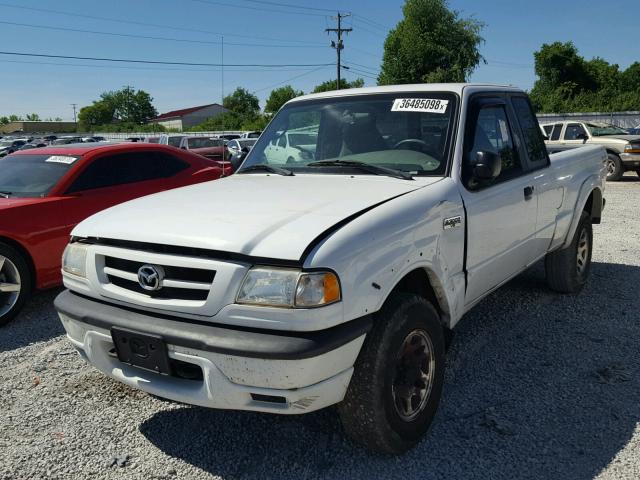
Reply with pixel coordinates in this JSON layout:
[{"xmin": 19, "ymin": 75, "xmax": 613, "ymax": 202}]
[
  {"xmin": 465, "ymin": 105, "xmax": 522, "ymax": 188},
  {"xmin": 564, "ymin": 123, "xmax": 587, "ymax": 140},
  {"xmin": 550, "ymin": 123, "xmax": 562, "ymax": 141}
]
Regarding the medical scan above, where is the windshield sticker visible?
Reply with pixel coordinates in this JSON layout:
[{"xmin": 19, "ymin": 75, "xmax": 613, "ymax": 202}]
[
  {"xmin": 45, "ymin": 155, "xmax": 78, "ymax": 165},
  {"xmin": 391, "ymin": 98, "xmax": 449, "ymax": 114}
]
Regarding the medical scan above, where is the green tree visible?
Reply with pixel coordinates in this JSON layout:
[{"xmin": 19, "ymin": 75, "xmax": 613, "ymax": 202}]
[
  {"xmin": 193, "ymin": 111, "xmax": 244, "ymax": 131},
  {"xmin": 378, "ymin": 0, "xmax": 484, "ymax": 85},
  {"xmin": 223, "ymin": 87, "xmax": 260, "ymax": 119},
  {"xmin": 529, "ymin": 42, "xmax": 640, "ymax": 113},
  {"xmin": 101, "ymin": 86, "xmax": 157, "ymax": 124},
  {"xmin": 78, "ymin": 102, "xmax": 114, "ymax": 131},
  {"xmin": 0, "ymin": 117, "xmax": 8, "ymax": 125},
  {"xmin": 312, "ymin": 78, "xmax": 364, "ymax": 93},
  {"xmin": 9, "ymin": 115, "xmax": 22, "ymax": 122},
  {"xmin": 265, "ymin": 85, "xmax": 303, "ymax": 114},
  {"xmin": 25, "ymin": 113, "xmax": 41, "ymax": 121}
]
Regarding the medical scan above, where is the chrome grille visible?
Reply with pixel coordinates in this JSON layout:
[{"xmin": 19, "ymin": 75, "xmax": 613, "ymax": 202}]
[{"xmin": 103, "ymin": 256, "xmax": 215, "ymax": 302}]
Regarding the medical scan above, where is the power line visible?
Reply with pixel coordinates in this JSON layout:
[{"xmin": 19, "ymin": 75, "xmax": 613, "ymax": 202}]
[
  {"xmin": 184, "ymin": 0, "xmax": 329, "ymax": 17},
  {"xmin": 352, "ymin": 14, "xmax": 392, "ymax": 31},
  {"xmin": 233, "ymin": 0, "xmax": 337, "ymax": 13},
  {"xmin": 0, "ymin": 59, "xmax": 321, "ymax": 72},
  {"xmin": 252, "ymin": 65, "xmax": 332, "ymax": 93},
  {"xmin": 343, "ymin": 60, "xmax": 380, "ymax": 73},
  {"xmin": 342, "ymin": 65, "xmax": 377, "ymax": 81},
  {"xmin": 0, "ymin": 20, "xmax": 325, "ymax": 48},
  {"xmin": 0, "ymin": 51, "xmax": 334, "ymax": 68},
  {"xmin": 0, "ymin": 2, "xmax": 322, "ymax": 45},
  {"xmin": 326, "ymin": 13, "xmax": 353, "ymax": 89},
  {"xmin": 349, "ymin": 46, "xmax": 381, "ymax": 58}
]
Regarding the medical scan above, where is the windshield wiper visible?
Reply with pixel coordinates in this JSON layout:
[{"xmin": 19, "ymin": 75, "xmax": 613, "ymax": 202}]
[
  {"xmin": 238, "ymin": 164, "xmax": 294, "ymax": 176},
  {"xmin": 308, "ymin": 160, "xmax": 414, "ymax": 180},
  {"xmin": 0, "ymin": 191, "xmax": 11, "ymax": 198}
]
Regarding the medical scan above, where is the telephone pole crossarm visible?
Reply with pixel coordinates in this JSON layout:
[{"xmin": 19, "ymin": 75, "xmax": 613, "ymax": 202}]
[{"xmin": 326, "ymin": 12, "xmax": 352, "ymax": 90}]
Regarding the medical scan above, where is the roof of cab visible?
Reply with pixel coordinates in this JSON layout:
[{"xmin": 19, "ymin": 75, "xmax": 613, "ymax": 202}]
[{"xmin": 287, "ymin": 83, "xmax": 523, "ymax": 104}]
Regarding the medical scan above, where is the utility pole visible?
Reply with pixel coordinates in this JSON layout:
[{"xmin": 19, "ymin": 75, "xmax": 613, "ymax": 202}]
[
  {"xmin": 71, "ymin": 103, "xmax": 77, "ymax": 128},
  {"xmin": 326, "ymin": 12, "xmax": 352, "ymax": 90}
]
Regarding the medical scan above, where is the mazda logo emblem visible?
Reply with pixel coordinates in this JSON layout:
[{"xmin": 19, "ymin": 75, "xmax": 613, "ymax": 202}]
[{"xmin": 137, "ymin": 265, "xmax": 164, "ymax": 291}]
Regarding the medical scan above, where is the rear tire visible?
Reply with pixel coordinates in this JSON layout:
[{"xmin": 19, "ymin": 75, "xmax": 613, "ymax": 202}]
[
  {"xmin": 0, "ymin": 242, "xmax": 32, "ymax": 326},
  {"xmin": 545, "ymin": 211, "xmax": 592, "ymax": 293},
  {"xmin": 338, "ymin": 293, "xmax": 445, "ymax": 454},
  {"xmin": 605, "ymin": 154, "xmax": 623, "ymax": 181}
]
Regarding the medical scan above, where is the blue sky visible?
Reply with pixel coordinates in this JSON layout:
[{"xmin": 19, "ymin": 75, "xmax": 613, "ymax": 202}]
[{"xmin": 0, "ymin": 0, "xmax": 637, "ymax": 120}]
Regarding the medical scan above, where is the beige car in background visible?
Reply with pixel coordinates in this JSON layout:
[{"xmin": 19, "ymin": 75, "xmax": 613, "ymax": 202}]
[{"xmin": 542, "ymin": 121, "xmax": 640, "ymax": 180}]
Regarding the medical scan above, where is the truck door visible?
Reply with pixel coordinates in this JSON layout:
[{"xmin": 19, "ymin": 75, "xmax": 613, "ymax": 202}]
[
  {"xmin": 459, "ymin": 96, "xmax": 539, "ymax": 304},
  {"xmin": 560, "ymin": 123, "xmax": 589, "ymax": 149}
]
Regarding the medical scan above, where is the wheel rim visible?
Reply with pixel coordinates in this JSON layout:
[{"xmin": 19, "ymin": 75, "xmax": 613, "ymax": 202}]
[
  {"xmin": 606, "ymin": 158, "xmax": 616, "ymax": 176},
  {"xmin": 576, "ymin": 227, "xmax": 590, "ymax": 275},
  {"xmin": 392, "ymin": 329, "xmax": 436, "ymax": 422},
  {"xmin": 0, "ymin": 255, "xmax": 22, "ymax": 316}
]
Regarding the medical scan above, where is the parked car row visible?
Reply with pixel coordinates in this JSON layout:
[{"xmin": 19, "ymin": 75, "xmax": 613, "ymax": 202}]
[
  {"xmin": 0, "ymin": 134, "xmax": 109, "ymax": 157},
  {"xmin": 541, "ymin": 120, "xmax": 640, "ymax": 180}
]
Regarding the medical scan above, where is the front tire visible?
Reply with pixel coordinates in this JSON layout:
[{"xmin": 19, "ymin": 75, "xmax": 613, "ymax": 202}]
[
  {"xmin": 545, "ymin": 211, "xmax": 592, "ymax": 293},
  {"xmin": 0, "ymin": 242, "xmax": 32, "ymax": 326},
  {"xmin": 338, "ymin": 293, "xmax": 445, "ymax": 454},
  {"xmin": 605, "ymin": 153, "xmax": 623, "ymax": 181}
]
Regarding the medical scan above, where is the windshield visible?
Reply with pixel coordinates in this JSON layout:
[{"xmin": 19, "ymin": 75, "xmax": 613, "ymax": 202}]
[
  {"xmin": 585, "ymin": 123, "xmax": 629, "ymax": 136},
  {"xmin": 0, "ymin": 154, "xmax": 79, "ymax": 197},
  {"xmin": 239, "ymin": 139, "xmax": 257, "ymax": 148},
  {"xmin": 242, "ymin": 92, "xmax": 457, "ymax": 176}
]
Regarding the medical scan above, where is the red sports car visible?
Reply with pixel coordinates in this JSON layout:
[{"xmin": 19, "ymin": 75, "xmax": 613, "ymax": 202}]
[{"xmin": 0, "ymin": 142, "xmax": 232, "ymax": 325}]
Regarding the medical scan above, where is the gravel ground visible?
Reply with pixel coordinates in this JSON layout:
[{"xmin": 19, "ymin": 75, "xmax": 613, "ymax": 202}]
[{"xmin": 1, "ymin": 174, "xmax": 639, "ymax": 480}]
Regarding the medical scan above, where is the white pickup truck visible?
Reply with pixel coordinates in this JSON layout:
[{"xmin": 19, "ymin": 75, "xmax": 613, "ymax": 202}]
[{"xmin": 55, "ymin": 84, "xmax": 606, "ymax": 454}]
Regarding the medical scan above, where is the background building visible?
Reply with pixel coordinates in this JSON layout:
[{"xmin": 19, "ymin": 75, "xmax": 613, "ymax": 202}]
[
  {"xmin": 150, "ymin": 103, "xmax": 227, "ymax": 131},
  {"xmin": 0, "ymin": 121, "xmax": 78, "ymax": 134}
]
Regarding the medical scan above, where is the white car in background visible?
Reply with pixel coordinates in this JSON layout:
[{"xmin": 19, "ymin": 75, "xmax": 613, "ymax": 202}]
[{"xmin": 263, "ymin": 130, "xmax": 317, "ymax": 164}]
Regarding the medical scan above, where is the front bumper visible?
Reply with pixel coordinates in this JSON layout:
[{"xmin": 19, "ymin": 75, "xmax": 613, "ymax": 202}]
[
  {"xmin": 620, "ymin": 152, "xmax": 640, "ymax": 168},
  {"xmin": 55, "ymin": 290, "xmax": 370, "ymax": 414}
]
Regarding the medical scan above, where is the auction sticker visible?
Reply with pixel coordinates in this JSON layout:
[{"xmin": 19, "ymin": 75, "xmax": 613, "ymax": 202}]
[
  {"xmin": 391, "ymin": 98, "xmax": 449, "ymax": 113},
  {"xmin": 45, "ymin": 155, "xmax": 78, "ymax": 164}
]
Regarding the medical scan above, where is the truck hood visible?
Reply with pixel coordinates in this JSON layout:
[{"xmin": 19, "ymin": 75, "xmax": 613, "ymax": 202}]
[
  {"xmin": 591, "ymin": 135, "xmax": 640, "ymax": 143},
  {"xmin": 73, "ymin": 174, "xmax": 435, "ymax": 261}
]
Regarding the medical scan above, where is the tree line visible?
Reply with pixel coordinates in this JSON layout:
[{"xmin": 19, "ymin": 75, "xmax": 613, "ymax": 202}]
[{"xmin": 0, "ymin": 114, "xmax": 63, "ymax": 124}]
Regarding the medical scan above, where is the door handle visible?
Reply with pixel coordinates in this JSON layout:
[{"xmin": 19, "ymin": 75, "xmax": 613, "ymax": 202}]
[{"xmin": 524, "ymin": 185, "xmax": 535, "ymax": 200}]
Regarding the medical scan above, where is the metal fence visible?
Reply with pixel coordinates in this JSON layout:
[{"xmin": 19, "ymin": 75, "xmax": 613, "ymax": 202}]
[
  {"xmin": 93, "ymin": 131, "xmax": 246, "ymax": 141},
  {"xmin": 536, "ymin": 112, "xmax": 640, "ymax": 129}
]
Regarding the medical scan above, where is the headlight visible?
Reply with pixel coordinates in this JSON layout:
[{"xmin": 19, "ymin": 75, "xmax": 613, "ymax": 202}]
[
  {"xmin": 624, "ymin": 144, "xmax": 640, "ymax": 153},
  {"xmin": 237, "ymin": 267, "xmax": 341, "ymax": 308},
  {"xmin": 62, "ymin": 242, "xmax": 88, "ymax": 278}
]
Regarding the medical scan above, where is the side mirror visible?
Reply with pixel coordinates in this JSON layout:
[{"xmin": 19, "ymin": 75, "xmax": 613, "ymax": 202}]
[
  {"xmin": 473, "ymin": 150, "xmax": 501, "ymax": 181},
  {"xmin": 576, "ymin": 132, "xmax": 588, "ymax": 142}
]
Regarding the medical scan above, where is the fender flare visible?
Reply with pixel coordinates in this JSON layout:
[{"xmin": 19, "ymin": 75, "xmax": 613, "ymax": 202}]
[{"xmin": 561, "ymin": 174, "xmax": 603, "ymax": 249}]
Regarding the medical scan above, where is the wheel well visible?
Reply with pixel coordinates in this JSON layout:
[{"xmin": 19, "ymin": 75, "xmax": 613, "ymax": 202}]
[
  {"xmin": 0, "ymin": 236, "xmax": 36, "ymax": 291},
  {"xmin": 390, "ymin": 268, "xmax": 446, "ymax": 322},
  {"xmin": 583, "ymin": 188, "xmax": 603, "ymax": 224},
  {"xmin": 605, "ymin": 149, "xmax": 619, "ymax": 158}
]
